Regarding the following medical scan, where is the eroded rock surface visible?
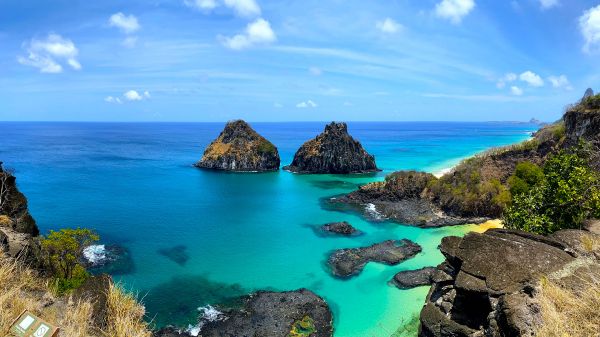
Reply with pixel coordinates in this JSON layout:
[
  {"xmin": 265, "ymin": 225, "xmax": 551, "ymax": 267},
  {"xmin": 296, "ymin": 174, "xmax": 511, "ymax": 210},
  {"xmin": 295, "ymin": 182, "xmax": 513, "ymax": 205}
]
[
  {"xmin": 320, "ymin": 221, "xmax": 360, "ymax": 236},
  {"xmin": 284, "ymin": 122, "xmax": 378, "ymax": 174},
  {"xmin": 195, "ymin": 120, "xmax": 280, "ymax": 172},
  {"xmin": 418, "ymin": 228, "xmax": 600, "ymax": 337},
  {"xmin": 327, "ymin": 239, "xmax": 422, "ymax": 278},
  {"xmin": 392, "ymin": 267, "xmax": 436, "ymax": 289}
]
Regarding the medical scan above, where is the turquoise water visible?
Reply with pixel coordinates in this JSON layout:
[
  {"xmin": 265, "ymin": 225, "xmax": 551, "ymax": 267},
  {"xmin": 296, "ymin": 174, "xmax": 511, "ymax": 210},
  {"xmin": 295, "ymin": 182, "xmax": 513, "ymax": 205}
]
[{"xmin": 0, "ymin": 122, "xmax": 536, "ymax": 336}]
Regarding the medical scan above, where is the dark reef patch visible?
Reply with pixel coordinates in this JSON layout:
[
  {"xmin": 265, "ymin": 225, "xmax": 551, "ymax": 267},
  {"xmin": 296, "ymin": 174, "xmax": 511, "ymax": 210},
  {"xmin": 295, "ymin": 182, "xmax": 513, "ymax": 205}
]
[
  {"xmin": 143, "ymin": 274, "xmax": 248, "ymax": 328},
  {"xmin": 158, "ymin": 245, "xmax": 190, "ymax": 266}
]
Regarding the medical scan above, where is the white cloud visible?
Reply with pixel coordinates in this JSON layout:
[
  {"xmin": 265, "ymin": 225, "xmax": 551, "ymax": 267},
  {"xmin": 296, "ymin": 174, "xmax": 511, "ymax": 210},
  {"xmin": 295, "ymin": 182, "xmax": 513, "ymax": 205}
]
[
  {"xmin": 539, "ymin": 0, "xmax": 559, "ymax": 9},
  {"xmin": 548, "ymin": 75, "xmax": 573, "ymax": 90},
  {"xmin": 17, "ymin": 34, "xmax": 81, "ymax": 73},
  {"xmin": 309, "ymin": 66, "xmax": 322, "ymax": 76},
  {"xmin": 519, "ymin": 71, "xmax": 544, "ymax": 87},
  {"xmin": 124, "ymin": 90, "xmax": 143, "ymax": 101},
  {"xmin": 435, "ymin": 0, "xmax": 475, "ymax": 24},
  {"xmin": 296, "ymin": 100, "xmax": 317, "ymax": 108},
  {"xmin": 511, "ymin": 86, "xmax": 523, "ymax": 96},
  {"xmin": 109, "ymin": 13, "xmax": 140, "ymax": 34},
  {"xmin": 496, "ymin": 72, "xmax": 517, "ymax": 88},
  {"xmin": 376, "ymin": 18, "xmax": 403, "ymax": 34},
  {"xmin": 184, "ymin": 0, "xmax": 218, "ymax": 10},
  {"xmin": 273, "ymin": 102, "xmax": 283, "ymax": 108},
  {"xmin": 580, "ymin": 5, "xmax": 600, "ymax": 53},
  {"xmin": 184, "ymin": 0, "xmax": 260, "ymax": 17},
  {"xmin": 221, "ymin": 18, "xmax": 276, "ymax": 50},
  {"xmin": 105, "ymin": 96, "xmax": 122, "ymax": 104}
]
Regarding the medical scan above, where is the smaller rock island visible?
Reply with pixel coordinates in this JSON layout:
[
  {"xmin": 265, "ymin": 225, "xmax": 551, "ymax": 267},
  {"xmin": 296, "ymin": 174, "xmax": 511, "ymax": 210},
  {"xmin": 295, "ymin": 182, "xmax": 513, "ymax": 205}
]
[
  {"xmin": 195, "ymin": 120, "xmax": 280, "ymax": 172},
  {"xmin": 283, "ymin": 122, "xmax": 379, "ymax": 174}
]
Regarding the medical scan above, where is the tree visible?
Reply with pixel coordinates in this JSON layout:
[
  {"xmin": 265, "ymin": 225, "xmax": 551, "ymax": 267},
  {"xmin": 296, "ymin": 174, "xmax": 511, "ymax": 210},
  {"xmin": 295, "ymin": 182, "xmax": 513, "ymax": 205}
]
[
  {"xmin": 507, "ymin": 161, "xmax": 545, "ymax": 196},
  {"xmin": 504, "ymin": 148, "xmax": 600, "ymax": 234},
  {"xmin": 40, "ymin": 228, "xmax": 99, "ymax": 280}
]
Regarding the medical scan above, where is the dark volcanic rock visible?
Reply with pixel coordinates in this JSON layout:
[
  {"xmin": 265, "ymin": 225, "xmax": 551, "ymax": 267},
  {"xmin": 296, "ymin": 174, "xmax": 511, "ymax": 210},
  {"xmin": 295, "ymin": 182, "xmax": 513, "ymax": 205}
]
[
  {"xmin": 72, "ymin": 274, "xmax": 112, "ymax": 329},
  {"xmin": 327, "ymin": 239, "xmax": 422, "ymax": 278},
  {"xmin": 582, "ymin": 87, "xmax": 594, "ymax": 100},
  {"xmin": 392, "ymin": 267, "xmax": 436, "ymax": 289},
  {"xmin": 0, "ymin": 162, "xmax": 38, "ymax": 236},
  {"xmin": 283, "ymin": 122, "xmax": 379, "ymax": 174},
  {"xmin": 417, "ymin": 228, "xmax": 600, "ymax": 337},
  {"xmin": 199, "ymin": 289, "xmax": 333, "ymax": 337},
  {"xmin": 195, "ymin": 120, "xmax": 280, "ymax": 172},
  {"xmin": 320, "ymin": 221, "xmax": 360, "ymax": 236},
  {"xmin": 158, "ymin": 245, "xmax": 189, "ymax": 266}
]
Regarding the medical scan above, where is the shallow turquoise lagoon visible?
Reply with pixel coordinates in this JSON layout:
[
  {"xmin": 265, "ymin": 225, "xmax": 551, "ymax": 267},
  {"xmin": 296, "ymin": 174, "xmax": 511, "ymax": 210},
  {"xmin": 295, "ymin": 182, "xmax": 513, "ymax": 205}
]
[{"xmin": 0, "ymin": 122, "xmax": 536, "ymax": 336}]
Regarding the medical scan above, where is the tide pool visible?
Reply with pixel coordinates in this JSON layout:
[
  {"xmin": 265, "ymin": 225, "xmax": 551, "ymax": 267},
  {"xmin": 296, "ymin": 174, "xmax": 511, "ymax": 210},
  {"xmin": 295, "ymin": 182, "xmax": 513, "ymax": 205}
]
[{"xmin": 0, "ymin": 122, "xmax": 536, "ymax": 336}]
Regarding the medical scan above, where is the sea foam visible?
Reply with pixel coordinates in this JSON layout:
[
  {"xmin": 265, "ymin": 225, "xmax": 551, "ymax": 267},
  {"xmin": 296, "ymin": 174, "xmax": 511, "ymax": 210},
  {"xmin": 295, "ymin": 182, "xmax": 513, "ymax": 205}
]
[
  {"xmin": 185, "ymin": 305, "xmax": 226, "ymax": 336},
  {"xmin": 83, "ymin": 244, "xmax": 106, "ymax": 264}
]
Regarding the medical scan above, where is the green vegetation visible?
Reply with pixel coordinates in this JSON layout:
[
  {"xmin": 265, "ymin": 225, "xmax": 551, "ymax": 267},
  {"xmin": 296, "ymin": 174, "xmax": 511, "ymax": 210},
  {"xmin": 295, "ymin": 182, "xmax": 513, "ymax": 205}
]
[
  {"xmin": 580, "ymin": 93, "xmax": 600, "ymax": 111},
  {"xmin": 287, "ymin": 315, "xmax": 316, "ymax": 337},
  {"xmin": 504, "ymin": 148, "xmax": 600, "ymax": 234},
  {"xmin": 257, "ymin": 140, "xmax": 277, "ymax": 155},
  {"xmin": 40, "ymin": 227, "xmax": 99, "ymax": 294}
]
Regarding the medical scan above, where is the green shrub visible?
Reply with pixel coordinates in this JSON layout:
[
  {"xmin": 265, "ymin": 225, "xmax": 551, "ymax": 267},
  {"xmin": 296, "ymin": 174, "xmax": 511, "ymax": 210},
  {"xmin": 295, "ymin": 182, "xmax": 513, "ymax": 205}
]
[
  {"xmin": 504, "ymin": 148, "xmax": 600, "ymax": 234},
  {"xmin": 41, "ymin": 227, "xmax": 99, "ymax": 293},
  {"xmin": 258, "ymin": 141, "xmax": 276, "ymax": 155},
  {"xmin": 507, "ymin": 161, "xmax": 545, "ymax": 196}
]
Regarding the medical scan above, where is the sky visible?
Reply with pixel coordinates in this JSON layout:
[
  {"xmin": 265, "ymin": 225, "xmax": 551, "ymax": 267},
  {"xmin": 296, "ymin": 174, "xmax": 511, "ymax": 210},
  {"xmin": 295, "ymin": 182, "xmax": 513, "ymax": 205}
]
[{"xmin": 2, "ymin": 0, "xmax": 600, "ymax": 122}]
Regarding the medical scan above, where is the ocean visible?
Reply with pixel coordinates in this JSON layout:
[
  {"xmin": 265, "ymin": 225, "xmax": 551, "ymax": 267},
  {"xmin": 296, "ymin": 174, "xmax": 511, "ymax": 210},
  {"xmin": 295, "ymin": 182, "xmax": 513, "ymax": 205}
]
[{"xmin": 0, "ymin": 121, "xmax": 536, "ymax": 337}]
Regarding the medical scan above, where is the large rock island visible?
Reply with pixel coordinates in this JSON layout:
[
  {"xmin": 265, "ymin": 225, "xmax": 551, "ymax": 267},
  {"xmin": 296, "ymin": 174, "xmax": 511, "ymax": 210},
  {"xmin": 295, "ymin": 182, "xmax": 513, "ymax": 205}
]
[
  {"xmin": 284, "ymin": 122, "xmax": 379, "ymax": 174},
  {"xmin": 195, "ymin": 120, "xmax": 280, "ymax": 172}
]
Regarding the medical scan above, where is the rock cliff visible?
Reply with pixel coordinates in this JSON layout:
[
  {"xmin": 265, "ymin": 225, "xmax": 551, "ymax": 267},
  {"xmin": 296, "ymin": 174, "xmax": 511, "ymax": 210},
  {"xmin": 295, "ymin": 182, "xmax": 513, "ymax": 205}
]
[
  {"xmin": 195, "ymin": 120, "xmax": 280, "ymax": 172},
  {"xmin": 419, "ymin": 228, "xmax": 600, "ymax": 337},
  {"xmin": 284, "ymin": 122, "xmax": 379, "ymax": 174}
]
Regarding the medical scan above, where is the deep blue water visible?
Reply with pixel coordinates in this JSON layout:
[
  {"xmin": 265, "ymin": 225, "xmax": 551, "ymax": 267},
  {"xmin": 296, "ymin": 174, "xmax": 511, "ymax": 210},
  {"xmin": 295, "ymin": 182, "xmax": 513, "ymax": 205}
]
[{"xmin": 0, "ymin": 122, "xmax": 536, "ymax": 336}]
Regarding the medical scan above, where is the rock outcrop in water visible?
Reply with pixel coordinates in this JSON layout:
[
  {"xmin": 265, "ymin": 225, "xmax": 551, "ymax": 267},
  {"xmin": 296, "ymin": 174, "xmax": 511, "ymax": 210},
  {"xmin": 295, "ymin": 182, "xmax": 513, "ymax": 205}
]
[
  {"xmin": 391, "ymin": 267, "xmax": 436, "ymax": 289},
  {"xmin": 195, "ymin": 120, "xmax": 280, "ymax": 172},
  {"xmin": 418, "ymin": 228, "xmax": 600, "ymax": 337},
  {"xmin": 284, "ymin": 122, "xmax": 379, "ymax": 174},
  {"xmin": 153, "ymin": 289, "xmax": 333, "ymax": 337},
  {"xmin": 327, "ymin": 239, "xmax": 421, "ymax": 278},
  {"xmin": 320, "ymin": 221, "xmax": 360, "ymax": 236}
]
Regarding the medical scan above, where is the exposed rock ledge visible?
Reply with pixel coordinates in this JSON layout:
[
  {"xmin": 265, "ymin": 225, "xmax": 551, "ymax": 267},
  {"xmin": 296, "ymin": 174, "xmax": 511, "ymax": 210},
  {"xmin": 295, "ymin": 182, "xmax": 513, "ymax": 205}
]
[
  {"xmin": 320, "ymin": 221, "xmax": 361, "ymax": 236},
  {"xmin": 284, "ymin": 122, "xmax": 379, "ymax": 174},
  {"xmin": 195, "ymin": 120, "xmax": 280, "ymax": 172},
  {"xmin": 418, "ymin": 228, "xmax": 600, "ymax": 337},
  {"xmin": 327, "ymin": 239, "xmax": 422, "ymax": 278},
  {"xmin": 153, "ymin": 289, "xmax": 333, "ymax": 337}
]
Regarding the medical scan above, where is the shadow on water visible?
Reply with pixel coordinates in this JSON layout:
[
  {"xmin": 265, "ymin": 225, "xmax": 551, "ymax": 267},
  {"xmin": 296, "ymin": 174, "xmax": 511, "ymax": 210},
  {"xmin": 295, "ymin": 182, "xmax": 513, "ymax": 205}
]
[
  {"xmin": 143, "ymin": 274, "xmax": 249, "ymax": 328},
  {"xmin": 157, "ymin": 245, "xmax": 190, "ymax": 266}
]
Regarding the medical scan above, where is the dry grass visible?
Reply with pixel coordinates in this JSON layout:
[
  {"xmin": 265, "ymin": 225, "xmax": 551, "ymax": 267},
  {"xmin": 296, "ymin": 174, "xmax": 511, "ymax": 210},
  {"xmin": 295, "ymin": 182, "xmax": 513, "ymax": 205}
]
[
  {"xmin": 105, "ymin": 283, "xmax": 152, "ymax": 337},
  {"xmin": 0, "ymin": 253, "xmax": 153, "ymax": 337},
  {"xmin": 536, "ymin": 273, "xmax": 600, "ymax": 337},
  {"xmin": 581, "ymin": 234, "xmax": 600, "ymax": 253},
  {"xmin": 0, "ymin": 215, "xmax": 12, "ymax": 226}
]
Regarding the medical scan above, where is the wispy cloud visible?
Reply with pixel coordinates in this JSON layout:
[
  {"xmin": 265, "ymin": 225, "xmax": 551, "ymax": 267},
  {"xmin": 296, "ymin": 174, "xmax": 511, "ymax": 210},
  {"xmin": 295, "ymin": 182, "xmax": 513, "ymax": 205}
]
[
  {"xmin": 376, "ymin": 18, "xmax": 402, "ymax": 34},
  {"xmin": 296, "ymin": 100, "xmax": 317, "ymax": 108},
  {"xmin": 220, "ymin": 18, "xmax": 276, "ymax": 50},
  {"xmin": 548, "ymin": 75, "xmax": 573, "ymax": 90},
  {"xmin": 109, "ymin": 13, "xmax": 140, "ymax": 34},
  {"xmin": 580, "ymin": 5, "xmax": 600, "ymax": 53},
  {"xmin": 184, "ymin": 0, "xmax": 260, "ymax": 17},
  {"xmin": 539, "ymin": 0, "xmax": 559, "ymax": 10},
  {"xmin": 435, "ymin": 0, "xmax": 475, "ymax": 24},
  {"xmin": 519, "ymin": 70, "xmax": 544, "ymax": 87},
  {"xmin": 510, "ymin": 86, "xmax": 523, "ymax": 96},
  {"xmin": 17, "ymin": 34, "xmax": 81, "ymax": 73}
]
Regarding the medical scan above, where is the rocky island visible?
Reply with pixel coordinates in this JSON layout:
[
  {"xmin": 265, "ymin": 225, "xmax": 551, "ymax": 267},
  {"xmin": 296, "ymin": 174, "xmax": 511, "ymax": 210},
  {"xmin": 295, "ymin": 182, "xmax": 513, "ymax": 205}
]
[
  {"xmin": 195, "ymin": 120, "xmax": 280, "ymax": 172},
  {"xmin": 327, "ymin": 239, "xmax": 422, "ymax": 278},
  {"xmin": 283, "ymin": 122, "xmax": 379, "ymax": 174},
  {"xmin": 320, "ymin": 221, "xmax": 361, "ymax": 236}
]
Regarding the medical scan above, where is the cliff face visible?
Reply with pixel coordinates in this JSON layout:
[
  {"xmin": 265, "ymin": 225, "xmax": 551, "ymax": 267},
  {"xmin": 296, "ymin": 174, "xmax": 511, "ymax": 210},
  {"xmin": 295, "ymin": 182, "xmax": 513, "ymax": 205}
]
[
  {"xmin": 419, "ymin": 228, "xmax": 600, "ymax": 337},
  {"xmin": 284, "ymin": 122, "xmax": 379, "ymax": 174},
  {"xmin": 0, "ymin": 163, "xmax": 38, "ymax": 236},
  {"xmin": 195, "ymin": 120, "xmax": 280, "ymax": 172}
]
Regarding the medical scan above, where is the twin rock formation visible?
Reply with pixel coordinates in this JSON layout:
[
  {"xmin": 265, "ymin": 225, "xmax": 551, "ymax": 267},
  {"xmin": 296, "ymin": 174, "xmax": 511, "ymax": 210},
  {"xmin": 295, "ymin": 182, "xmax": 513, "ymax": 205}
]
[{"xmin": 196, "ymin": 120, "xmax": 378, "ymax": 174}]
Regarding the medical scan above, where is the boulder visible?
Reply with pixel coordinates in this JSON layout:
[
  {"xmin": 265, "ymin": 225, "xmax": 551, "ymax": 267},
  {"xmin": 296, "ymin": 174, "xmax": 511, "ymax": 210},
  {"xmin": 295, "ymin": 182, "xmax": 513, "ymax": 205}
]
[
  {"xmin": 195, "ymin": 120, "xmax": 280, "ymax": 172},
  {"xmin": 327, "ymin": 239, "xmax": 422, "ymax": 278},
  {"xmin": 72, "ymin": 274, "xmax": 112, "ymax": 329},
  {"xmin": 320, "ymin": 221, "xmax": 360, "ymax": 236},
  {"xmin": 417, "ymin": 228, "xmax": 600, "ymax": 337},
  {"xmin": 284, "ymin": 122, "xmax": 378, "ymax": 174},
  {"xmin": 199, "ymin": 289, "xmax": 333, "ymax": 337},
  {"xmin": 392, "ymin": 267, "xmax": 436, "ymax": 289}
]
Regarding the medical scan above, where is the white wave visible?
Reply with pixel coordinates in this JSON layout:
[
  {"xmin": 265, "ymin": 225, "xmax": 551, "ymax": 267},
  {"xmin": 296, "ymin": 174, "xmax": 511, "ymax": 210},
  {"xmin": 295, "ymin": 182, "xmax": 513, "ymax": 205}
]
[
  {"xmin": 365, "ymin": 203, "xmax": 384, "ymax": 220},
  {"xmin": 185, "ymin": 324, "xmax": 201, "ymax": 337},
  {"xmin": 198, "ymin": 305, "xmax": 225, "ymax": 322},
  {"xmin": 83, "ymin": 244, "xmax": 106, "ymax": 264}
]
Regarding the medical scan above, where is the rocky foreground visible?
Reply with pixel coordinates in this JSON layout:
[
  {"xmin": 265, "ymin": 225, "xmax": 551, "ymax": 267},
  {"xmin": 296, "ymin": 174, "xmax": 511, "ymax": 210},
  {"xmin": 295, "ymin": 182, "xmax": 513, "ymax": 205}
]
[
  {"xmin": 154, "ymin": 289, "xmax": 333, "ymax": 337},
  {"xmin": 195, "ymin": 120, "xmax": 280, "ymax": 172},
  {"xmin": 284, "ymin": 122, "xmax": 379, "ymax": 174},
  {"xmin": 419, "ymin": 227, "xmax": 600, "ymax": 337}
]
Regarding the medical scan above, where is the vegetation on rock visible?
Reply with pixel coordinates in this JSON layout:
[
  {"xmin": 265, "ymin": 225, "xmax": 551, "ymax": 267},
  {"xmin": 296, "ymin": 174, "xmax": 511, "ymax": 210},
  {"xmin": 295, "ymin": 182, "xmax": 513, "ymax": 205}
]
[
  {"xmin": 288, "ymin": 315, "xmax": 316, "ymax": 337},
  {"xmin": 40, "ymin": 227, "xmax": 99, "ymax": 294}
]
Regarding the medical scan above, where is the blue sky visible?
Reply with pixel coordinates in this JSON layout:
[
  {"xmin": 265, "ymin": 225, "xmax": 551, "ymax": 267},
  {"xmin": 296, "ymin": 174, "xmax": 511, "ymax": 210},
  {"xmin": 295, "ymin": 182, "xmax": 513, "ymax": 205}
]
[{"xmin": 1, "ymin": 0, "xmax": 600, "ymax": 122}]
